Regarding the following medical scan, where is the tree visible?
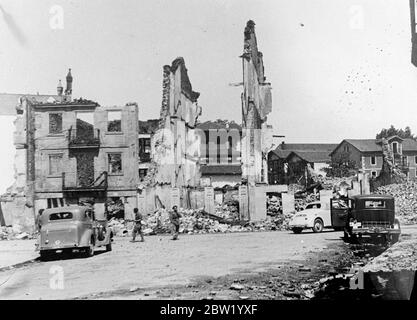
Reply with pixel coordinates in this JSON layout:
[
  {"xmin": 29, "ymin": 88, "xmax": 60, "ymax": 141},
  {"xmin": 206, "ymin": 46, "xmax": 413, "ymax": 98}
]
[
  {"xmin": 376, "ymin": 125, "xmax": 415, "ymax": 140},
  {"xmin": 323, "ymin": 152, "xmax": 358, "ymax": 178}
]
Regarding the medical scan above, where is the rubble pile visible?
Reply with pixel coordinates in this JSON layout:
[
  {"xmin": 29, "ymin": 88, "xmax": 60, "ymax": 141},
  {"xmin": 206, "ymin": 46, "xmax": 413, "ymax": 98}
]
[
  {"xmin": 375, "ymin": 182, "xmax": 417, "ymax": 224},
  {"xmin": 108, "ymin": 206, "xmax": 293, "ymax": 236},
  {"xmin": 215, "ymin": 200, "xmax": 240, "ymax": 220},
  {"xmin": 0, "ymin": 226, "xmax": 33, "ymax": 240},
  {"xmin": 107, "ymin": 199, "xmax": 124, "ymax": 219},
  {"xmin": 317, "ymin": 176, "xmax": 355, "ymax": 191},
  {"xmin": 267, "ymin": 196, "xmax": 281, "ymax": 216},
  {"xmin": 294, "ymin": 193, "xmax": 318, "ymax": 212}
]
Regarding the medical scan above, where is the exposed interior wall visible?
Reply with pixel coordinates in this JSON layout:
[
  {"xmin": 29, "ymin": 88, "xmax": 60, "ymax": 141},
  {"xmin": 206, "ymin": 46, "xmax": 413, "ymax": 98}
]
[
  {"xmin": 153, "ymin": 57, "xmax": 202, "ymax": 188},
  {"xmin": 241, "ymin": 20, "xmax": 274, "ymax": 186}
]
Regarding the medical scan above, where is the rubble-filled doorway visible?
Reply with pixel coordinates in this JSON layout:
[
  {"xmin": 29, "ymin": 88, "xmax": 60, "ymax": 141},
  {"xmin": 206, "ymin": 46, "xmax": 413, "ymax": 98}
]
[
  {"xmin": 107, "ymin": 197, "xmax": 125, "ymax": 219},
  {"xmin": 266, "ymin": 192, "xmax": 282, "ymax": 216}
]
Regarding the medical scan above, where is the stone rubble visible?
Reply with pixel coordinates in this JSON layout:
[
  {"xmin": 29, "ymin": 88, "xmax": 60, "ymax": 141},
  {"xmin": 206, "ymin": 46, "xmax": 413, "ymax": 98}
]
[
  {"xmin": 0, "ymin": 226, "xmax": 35, "ymax": 241},
  {"xmin": 374, "ymin": 181, "xmax": 417, "ymax": 224},
  {"xmin": 108, "ymin": 206, "xmax": 293, "ymax": 237}
]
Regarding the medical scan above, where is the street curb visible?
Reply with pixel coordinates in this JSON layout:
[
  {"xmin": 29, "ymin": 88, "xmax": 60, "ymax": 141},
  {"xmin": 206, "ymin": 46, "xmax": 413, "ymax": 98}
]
[{"xmin": 0, "ymin": 256, "xmax": 39, "ymax": 273}]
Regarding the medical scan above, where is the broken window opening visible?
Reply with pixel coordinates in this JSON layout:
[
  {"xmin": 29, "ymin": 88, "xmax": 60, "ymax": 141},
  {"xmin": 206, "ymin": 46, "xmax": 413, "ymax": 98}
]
[
  {"xmin": 49, "ymin": 113, "xmax": 63, "ymax": 134},
  {"xmin": 108, "ymin": 153, "xmax": 123, "ymax": 174},
  {"xmin": 139, "ymin": 168, "xmax": 148, "ymax": 181},
  {"xmin": 107, "ymin": 111, "xmax": 122, "ymax": 132}
]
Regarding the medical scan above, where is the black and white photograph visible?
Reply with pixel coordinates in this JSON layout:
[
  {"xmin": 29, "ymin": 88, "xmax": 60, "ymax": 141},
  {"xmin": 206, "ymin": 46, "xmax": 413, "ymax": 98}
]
[{"xmin": 1, "ymin": 0, "xmax": 417, "ymax": 307}]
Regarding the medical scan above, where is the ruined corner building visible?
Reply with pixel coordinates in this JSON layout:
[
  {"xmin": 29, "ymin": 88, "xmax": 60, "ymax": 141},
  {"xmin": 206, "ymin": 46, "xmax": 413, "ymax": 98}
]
[{"xmin": 240, "ymin": 20, "xmax": 274, "ymax": 186}]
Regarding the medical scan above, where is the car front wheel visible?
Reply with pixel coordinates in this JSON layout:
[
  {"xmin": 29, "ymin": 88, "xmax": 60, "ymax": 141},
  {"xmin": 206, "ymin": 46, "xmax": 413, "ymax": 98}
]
[{"xmin": 312, "ymin": 219, "xmax": 324, "ymax": 233}]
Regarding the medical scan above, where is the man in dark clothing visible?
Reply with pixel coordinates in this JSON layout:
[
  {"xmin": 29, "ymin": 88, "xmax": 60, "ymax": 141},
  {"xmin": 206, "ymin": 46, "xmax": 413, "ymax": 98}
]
[
  {"xmin": 131, "ymin": 208, "xmax": 144, "ymax": 242},
  {"xmin": 169, "ymin": 205, "xmax": 182, "ymax": 240}
]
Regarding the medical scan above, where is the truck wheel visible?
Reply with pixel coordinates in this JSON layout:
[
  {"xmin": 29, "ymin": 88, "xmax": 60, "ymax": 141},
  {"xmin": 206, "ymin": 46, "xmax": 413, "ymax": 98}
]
[
  {"xmin": 106, "ymin": 241, "xmax": 112, "ymax": 252},
  {"xmin": 312, "ymin": 219, "xmax": 324, "ymax": 233},
  {"xmin": 292, "ymin": 228, "xmax": 303, "ymax": 234}
]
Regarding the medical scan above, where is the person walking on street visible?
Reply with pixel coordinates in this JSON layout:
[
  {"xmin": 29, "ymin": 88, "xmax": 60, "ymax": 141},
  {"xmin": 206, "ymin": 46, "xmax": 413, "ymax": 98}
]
[
  {"xmin": 131, "ymin": 208, "xmax": 144, "ymax": 242},
  {"xmin": 169, "ymin": 205, "xmax": 182, "ymax": 240}
]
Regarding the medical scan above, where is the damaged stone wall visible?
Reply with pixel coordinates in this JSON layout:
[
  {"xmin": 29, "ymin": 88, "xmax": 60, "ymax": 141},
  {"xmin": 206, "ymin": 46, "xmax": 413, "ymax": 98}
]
[
  {"xmin": 152, "ymin": 57, "xmax": 202, "ymax": 188},
  {"xmin": 240, "ymin": 20, "xmax": 274, "ymax": 186}
]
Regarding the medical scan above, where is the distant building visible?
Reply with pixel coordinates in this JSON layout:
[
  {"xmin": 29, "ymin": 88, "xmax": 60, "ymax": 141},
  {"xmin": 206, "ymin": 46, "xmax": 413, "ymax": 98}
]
[
  {"xmin": 196, "ymin": 120, "xmax": 242, "ymax": 188},
  {"xmin": 268, "ymin": 143, "xmax": 338, "ymax": 184},
  {"xmin": 330, "ymin": 136, "xmax": 417, "ymax": 179}
]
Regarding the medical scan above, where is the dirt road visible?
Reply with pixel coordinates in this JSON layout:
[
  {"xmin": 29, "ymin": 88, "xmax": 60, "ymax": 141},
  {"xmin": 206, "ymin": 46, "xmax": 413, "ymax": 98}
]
[{"xmin": 0, "ymin": 229, "xmax": 346, "ymax": 299}]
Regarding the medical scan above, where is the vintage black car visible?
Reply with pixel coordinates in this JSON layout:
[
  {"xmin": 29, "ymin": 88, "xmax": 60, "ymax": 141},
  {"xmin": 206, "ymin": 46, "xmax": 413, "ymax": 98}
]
[{"xmin": 331, "ymin": 194, "xmax": 401, "ymax": 244}]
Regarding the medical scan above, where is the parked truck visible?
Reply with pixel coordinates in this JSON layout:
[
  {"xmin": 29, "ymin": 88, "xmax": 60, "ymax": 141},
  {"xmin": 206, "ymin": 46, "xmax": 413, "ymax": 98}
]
[{"xmin": 331, "ymin": 194, "xmax": 401, "ymax": 244}]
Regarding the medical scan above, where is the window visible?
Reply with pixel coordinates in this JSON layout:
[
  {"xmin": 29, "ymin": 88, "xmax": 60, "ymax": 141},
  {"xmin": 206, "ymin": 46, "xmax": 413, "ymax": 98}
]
[
  {"xmin": 107, "ymin": 111, "xmax": 122, "ymax": 132},
  {"xmin": 108, "ymin": 153, "xmax": 122, "ymax": 174},
  {"xmin": 392, "ymin": 142, "xmax": 398, "ymax": 154},
  {"xmin": 139, "ymin": 138, "xmax": 151, "ymax": 154},
  {"xmin": 49, "ymin": 154, "xmax": 63, "ymax": 176},
  {"xmin": 49, "ymin": 212, "xmax": 73, "ymax": 221},
  {"xmin": 49, "ymin": 113, "xmax": 62, "ymax": 134},
  {"xmin": 139, "ymin": 169, "xmax": 148, "ymax": 181},
  {"xmin": 371, "ymin": 171, "xmax": 377, "ymax": 178},
  {"xmin": 228, "ymin": 136, "xmax": 233, "ymax": 163},
  {"xmin": 364, "ymin": 200, "xmax": 386, "ymax": 208},
  {"xmin": 306, "ymin": 203, "xmax": 321, "ymax": 209},
  {"xmin": 217, "ymin": 136, "xmax": 221, "ymax": 164},
  {"xmin": 415, "ymin": 156, "xmax": 417, "ymax": 165},
  {"xmin": 370, "ymin": 156, "xmax": 376, "ymax": 165}
]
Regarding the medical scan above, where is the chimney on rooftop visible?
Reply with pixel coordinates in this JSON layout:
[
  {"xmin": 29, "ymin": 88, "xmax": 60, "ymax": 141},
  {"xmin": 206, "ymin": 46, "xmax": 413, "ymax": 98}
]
[
  {"xmin": 57, "ymin": 80, "xmax": 63, "ymax": 96},
  {"xmin": 65, "ymin": 68, "xmax": 73, "ymax": 98}
]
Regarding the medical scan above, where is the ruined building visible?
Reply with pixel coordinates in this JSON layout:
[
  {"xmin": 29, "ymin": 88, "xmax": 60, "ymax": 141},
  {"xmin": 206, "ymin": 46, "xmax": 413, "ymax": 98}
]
[
  {"xmin": 1, "ymin": 70, "xmax": 139, "ymax": 230},
  {"xmin": 148, "ymin": 57, "xmax": 202, "ymax": 188},
  {"xmin": 240, "ymin": 20, "xmax": 274, "ymax": 186}
]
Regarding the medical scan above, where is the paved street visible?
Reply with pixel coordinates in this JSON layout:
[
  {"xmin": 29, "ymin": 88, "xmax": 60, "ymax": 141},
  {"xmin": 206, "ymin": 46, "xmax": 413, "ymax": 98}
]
[
  {"xmin": 0, "ymin": 229, "xmax": 345, "ymax": 299},
  {"xmin": 2, "ymin": 225, "xmax": 417, "ymax": 300}
]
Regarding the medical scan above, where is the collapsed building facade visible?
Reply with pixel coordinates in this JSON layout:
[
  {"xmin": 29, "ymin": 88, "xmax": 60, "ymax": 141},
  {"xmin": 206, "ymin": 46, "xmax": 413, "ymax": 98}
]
[{"xmin": 1, "ymin": 70, "xmax": 139, "ymax": 230}]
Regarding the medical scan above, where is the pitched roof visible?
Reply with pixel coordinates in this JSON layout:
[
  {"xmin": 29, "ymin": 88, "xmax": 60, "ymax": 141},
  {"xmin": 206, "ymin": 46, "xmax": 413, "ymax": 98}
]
[
  {"xmin": 270, "ymin": 143, "xmax": 338, "ymax": 161},
  {"xmin": 287, "ymin": 151, "xmax": 333, "ymax": 163},
  {"xmin": 340, "ymin": 138, "xmax": 417, "ymax": 153},
  {"xmin": 196, "ymin": 120, "xmax": 242, "ymax": 131},
  {"xmin": 200, "ymin": 165, "xmax": 242, "ymax": 176},
  {"xmin": 344, "ymin": 139, "xmax": 380, "ymax": 152}
]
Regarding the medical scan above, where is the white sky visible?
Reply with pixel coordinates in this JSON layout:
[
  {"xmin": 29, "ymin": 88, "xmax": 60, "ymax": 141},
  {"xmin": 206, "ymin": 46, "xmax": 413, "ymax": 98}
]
[{"xmin": 1, "ymin": 0, "xmax": 417, "ymax": 192}]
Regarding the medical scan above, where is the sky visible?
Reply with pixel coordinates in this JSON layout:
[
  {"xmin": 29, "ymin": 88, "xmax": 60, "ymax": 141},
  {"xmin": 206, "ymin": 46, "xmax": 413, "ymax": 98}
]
[{"xmin": 1, "ymin": 0, "xmax": 417, "ymax": 192}]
